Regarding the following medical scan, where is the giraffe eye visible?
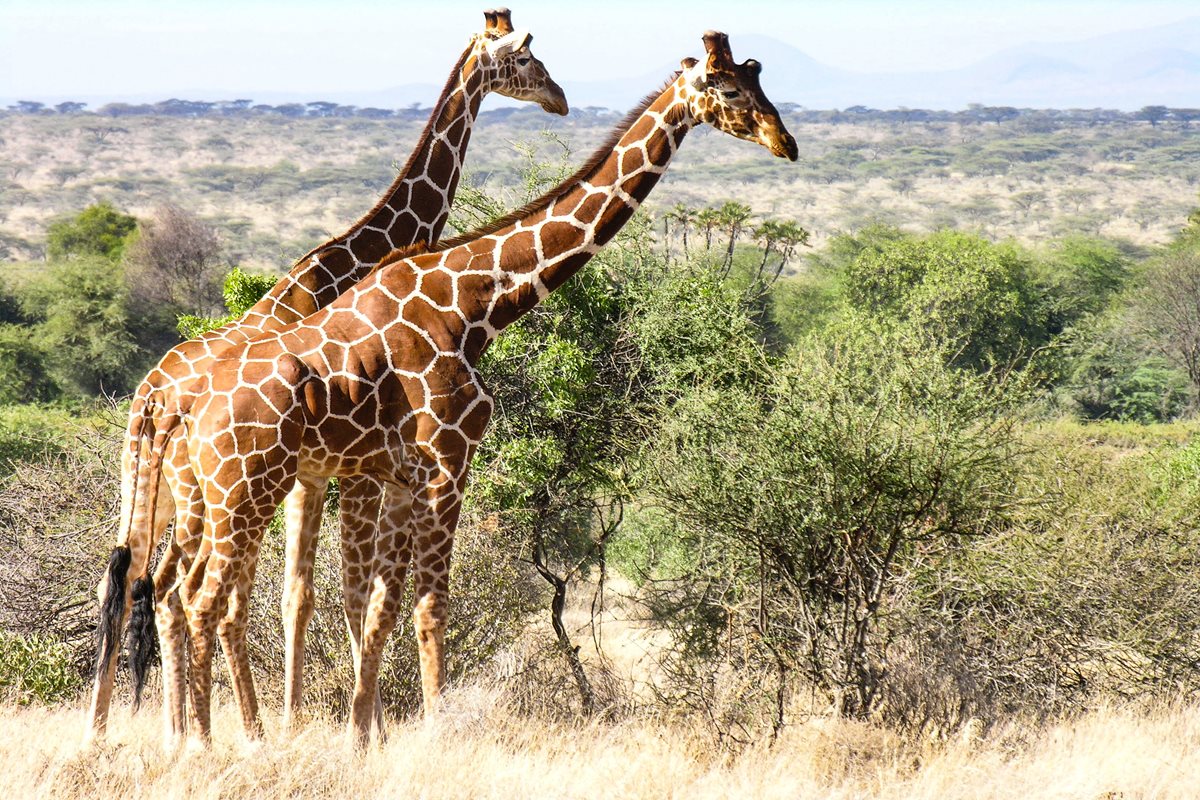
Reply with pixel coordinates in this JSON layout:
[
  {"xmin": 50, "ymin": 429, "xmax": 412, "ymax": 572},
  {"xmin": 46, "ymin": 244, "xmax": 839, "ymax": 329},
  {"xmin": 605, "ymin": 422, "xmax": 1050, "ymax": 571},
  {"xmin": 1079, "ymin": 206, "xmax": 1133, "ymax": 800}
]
[
  {"xmin": 722, "ymin": 90, "xmax": 741, "ymax": 99},
  {"xmin": 516, "ymin": 57, "xmax": 531, "ymax": 66}
]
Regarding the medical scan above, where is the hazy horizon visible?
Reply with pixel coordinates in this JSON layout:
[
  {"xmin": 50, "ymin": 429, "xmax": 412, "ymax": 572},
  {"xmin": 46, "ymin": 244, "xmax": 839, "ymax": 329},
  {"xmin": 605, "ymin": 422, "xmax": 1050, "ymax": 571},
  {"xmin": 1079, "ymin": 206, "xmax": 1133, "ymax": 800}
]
[{"xmin": 3, "ymin": 0, "xmax": 1199, "ymax": 110}]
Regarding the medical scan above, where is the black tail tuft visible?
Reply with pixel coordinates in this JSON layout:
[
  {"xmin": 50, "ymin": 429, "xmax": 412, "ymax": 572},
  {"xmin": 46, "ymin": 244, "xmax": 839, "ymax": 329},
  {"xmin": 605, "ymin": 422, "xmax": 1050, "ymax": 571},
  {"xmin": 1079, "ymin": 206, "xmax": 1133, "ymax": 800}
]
[
  {"xmin": 126, "ymin": 573, "xmax": 158, "ymax": 711},
  {"xmin": 95, "ymin": 545, "xmax": 132, "ymax": 681}
]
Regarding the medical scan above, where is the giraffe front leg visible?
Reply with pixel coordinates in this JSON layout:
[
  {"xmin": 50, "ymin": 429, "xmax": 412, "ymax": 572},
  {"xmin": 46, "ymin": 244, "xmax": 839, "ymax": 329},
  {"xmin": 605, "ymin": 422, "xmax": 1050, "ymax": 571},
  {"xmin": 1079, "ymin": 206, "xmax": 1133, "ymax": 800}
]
[
  {"xmin": 281, "ymin": 478, "xmax": 325, "ymax": 733},
  {"xmin": 408, "ymin": 460, "xmax": 469, "ymax": 718},
  {"xmin": 347, "ymin": 479, "xmax": 413, "ymax": 746},
  {"xmin": 406, "ymin": 388, "xmax": 489, "ymax": 718},
  {"xmin": 412, "ymin": 561, "xmax": 451, "ymax": 717}
]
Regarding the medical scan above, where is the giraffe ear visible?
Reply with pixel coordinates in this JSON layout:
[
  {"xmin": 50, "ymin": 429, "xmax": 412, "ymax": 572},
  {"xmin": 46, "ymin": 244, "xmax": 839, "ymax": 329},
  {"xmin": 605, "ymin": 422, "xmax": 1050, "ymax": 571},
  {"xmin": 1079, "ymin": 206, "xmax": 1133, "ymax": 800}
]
[
  {"xmin": 681, "ymin": 57, "xmax": 706, "ymax": 88},
  {"xmin": 486, "ymin": 28, "xmax": 531, "ymax": 57}
]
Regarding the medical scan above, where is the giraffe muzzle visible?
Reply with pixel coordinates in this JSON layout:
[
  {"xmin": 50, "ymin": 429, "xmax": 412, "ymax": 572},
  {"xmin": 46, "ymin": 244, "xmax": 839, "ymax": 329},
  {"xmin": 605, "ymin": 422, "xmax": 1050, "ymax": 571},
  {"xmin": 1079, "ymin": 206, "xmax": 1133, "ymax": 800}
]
[
  {"xmin": 762, "ymin": 128, "xmax": 798, "ymax": 161},
  {"xmin": 540, "ymin": 82, "xmax": 569, "ymax": 116}
]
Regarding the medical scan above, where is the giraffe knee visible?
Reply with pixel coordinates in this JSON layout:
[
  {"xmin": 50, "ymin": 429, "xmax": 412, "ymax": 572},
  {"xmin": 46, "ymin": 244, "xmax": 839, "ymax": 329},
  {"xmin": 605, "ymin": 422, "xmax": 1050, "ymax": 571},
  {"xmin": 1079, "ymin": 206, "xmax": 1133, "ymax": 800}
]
[
  {"xmin": 412, "ymin": 593, "xmax": 447, "ymax": 639},
  {"xmin": 282, "ymin": 579, "xmax": 315, "ymax": 625}
]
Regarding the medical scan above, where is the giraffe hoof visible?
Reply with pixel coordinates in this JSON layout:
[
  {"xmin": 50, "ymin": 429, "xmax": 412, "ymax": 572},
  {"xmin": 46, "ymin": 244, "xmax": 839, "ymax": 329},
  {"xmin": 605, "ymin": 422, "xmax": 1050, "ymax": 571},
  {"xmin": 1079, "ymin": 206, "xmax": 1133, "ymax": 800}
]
[
  {"xmin": 184, "ymin": 735, "xmax": 211, "ymax": 754},
  {"xmin": 238, "ymin": 736, "xmax": 264, "ymax": 756}
]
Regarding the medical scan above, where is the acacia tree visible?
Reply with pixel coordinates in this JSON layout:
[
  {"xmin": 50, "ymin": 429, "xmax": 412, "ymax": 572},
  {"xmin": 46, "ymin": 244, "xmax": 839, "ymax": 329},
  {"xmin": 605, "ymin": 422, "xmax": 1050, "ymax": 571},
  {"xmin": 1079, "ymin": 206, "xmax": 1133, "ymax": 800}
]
[
  {"xmin": 45, "ymin": 202, "xmax": 136, "ymax": 261},
  {"xmin": 1132, "ymin": 244, "xmax": 1200, "ymax": 404},
  {"xmin": 640, "ymin": 317, "xmax": 1026, "ymax": 726},
  {"xmin": 718, "ymin": 201, "xmax": 753, "ymax": 272},
  {"xmin": 669, "ymin": 203, "xmax": 697, "ymax": 258},
  {"xmin": 754, "ymin": 219, "xmax": 810, "ymax": 280},
  {"xmin": 124, "ymin": 204, "xmax": 226, "ymax": 350},
  {"xmin": 696, "ymin": 207, "xmax": 721, "ymax": 251}
]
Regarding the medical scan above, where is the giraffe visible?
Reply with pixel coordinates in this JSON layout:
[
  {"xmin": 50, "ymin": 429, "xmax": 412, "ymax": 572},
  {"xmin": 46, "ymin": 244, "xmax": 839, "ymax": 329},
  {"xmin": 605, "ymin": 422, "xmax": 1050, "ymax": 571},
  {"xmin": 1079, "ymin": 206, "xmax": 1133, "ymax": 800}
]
[
  {"xmin": 126, "ymin": 30, "xmax": 796, "ymax": 747},
  {"xmin": 86, "ymin": 7, "xmax": 568, "ymax": 745}
]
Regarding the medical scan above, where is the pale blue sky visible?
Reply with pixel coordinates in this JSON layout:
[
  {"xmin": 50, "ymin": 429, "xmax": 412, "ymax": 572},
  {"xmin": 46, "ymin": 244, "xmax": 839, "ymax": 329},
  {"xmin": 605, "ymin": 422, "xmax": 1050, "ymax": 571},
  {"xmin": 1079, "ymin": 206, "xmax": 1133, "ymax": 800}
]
[{"xmin": 2, "ymin": 0, "xmax": 1197, "ymax": 99}]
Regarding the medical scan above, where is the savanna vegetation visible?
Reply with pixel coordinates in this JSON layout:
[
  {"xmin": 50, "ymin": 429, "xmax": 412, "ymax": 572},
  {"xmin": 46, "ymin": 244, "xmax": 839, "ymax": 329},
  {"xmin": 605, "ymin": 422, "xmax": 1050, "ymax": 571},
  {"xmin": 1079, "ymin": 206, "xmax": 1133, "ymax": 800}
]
[{"xmin": 1, "ymin": 102, "xmax": 1200, "ymax": 796}]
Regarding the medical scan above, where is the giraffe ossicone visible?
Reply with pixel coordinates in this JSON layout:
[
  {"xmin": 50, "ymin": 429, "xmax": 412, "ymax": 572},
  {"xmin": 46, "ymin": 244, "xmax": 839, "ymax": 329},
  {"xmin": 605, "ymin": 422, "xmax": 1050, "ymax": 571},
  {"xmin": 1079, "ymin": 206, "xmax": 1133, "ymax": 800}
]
[
  {"xmin": 144, "ymin": 29, "xmax": 795, "ymax": 748},
  {"xmin": 85, "ymin": 7, "xmax": 568, "ymax": 747}
]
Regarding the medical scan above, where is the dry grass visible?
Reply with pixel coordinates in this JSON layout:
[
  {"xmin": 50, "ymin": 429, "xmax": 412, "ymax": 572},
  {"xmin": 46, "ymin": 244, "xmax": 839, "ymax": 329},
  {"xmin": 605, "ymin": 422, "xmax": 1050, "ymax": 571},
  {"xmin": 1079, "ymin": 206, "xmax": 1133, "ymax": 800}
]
[
  {"xmin": 2, "ymin": 113, "xmax": 1196, "ymax": 271},
  {"xmin": 4, "ymin": 691, "xmax": 1198, "ymax": 799}
]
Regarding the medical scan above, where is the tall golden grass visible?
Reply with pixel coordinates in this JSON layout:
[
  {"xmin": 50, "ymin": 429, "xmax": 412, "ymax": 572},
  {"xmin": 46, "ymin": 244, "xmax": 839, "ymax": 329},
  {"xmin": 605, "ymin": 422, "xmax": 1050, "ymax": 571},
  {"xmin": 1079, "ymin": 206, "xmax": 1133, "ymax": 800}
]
[{"xmin": 5, "ymin": 690, "xmax": 1198, "ymax": 799}]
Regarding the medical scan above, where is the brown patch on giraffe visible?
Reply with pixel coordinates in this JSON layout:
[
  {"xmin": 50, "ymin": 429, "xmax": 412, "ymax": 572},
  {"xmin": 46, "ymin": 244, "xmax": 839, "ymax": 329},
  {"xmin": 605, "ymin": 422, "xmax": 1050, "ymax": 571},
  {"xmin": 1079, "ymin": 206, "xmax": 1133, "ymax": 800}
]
[
  {"xmin": 463, "ymin": 327, "xmax": 490, "ymax": 363},
  {"xmin": 625, "ymin": 114, "xmax": 657, "ymax": 145},
  {"xmin": 542, "ymin": 253, "xmax": 591, "ymax": 293},
  {"xmin": 596, "ymin": 204, "xmax": 637, "ymax": 247},
  {"xmin": 487, "ymin": 283, "xmax": 539, "ymax": 330},
  {"xmin": 403, "ymin": 298, "xmax": 459, "ymax": 351},
  {"xmin": 423, "ymin": 354, "xmax": 471, "ymax": 391},
  {"xmin": 418, "ymin": 269, "xmax": 455, "ymax": 308},
  {"xmin": 425, "ymin": 153, "xmax": 455, "ymax": 192},
  {"xmin": 645, "ymin": 126, "xmax": 672, "ymax": 158},
  {"xmin": 378, "ymin": 259, "xmax": 419, "ymax": 298},
  {"xmin": 326, "ymin": 311, "xmax": 375, "ymax": 350},
  {"xmin": 589, "ymin": 157, "xmax": 620, "ymax": 191},
  {"xmin": 358, "ymin": 293, "xmax": 402, "ymax": 330},
  {"xmin": 466, "ymin": 236, "xmax": 496, "ymax": 257},
  {"xmin": 497, "ymin": 230, "xmax": 537, "ymax": 271},
  {"xmin": 457, "ymin": 405, "xmax": 491, "ymax": 443},
  {"xmin": 239, "ymin": 360, "xmax": 277, "ymax": 387},
  {"xmin": 573, "ymin": 192, "xmax": 607, "ymax": 225},
  {"xmin": 534, "ymin": 221, "xmax": 581, "ymax": 253},
  {"xmin": 301, "ymin": 378, "xmax": 328, "ymax": 421},
  {"xmin": 390, "ymin": 331, "xmax": 437, "ymax": 375},
  {"xmin": 619, "ymin": 147, "xmax": 646, "ymax": 177},
  {"xmin": 444, "ymin": 116, "xmax": 468, "ymax": 149},
  {"xmin": 209, "ymin": 364, "xmax": 239, "ymax": 394},
  {"xmin": 346, "ymin": 234, "xmax": 374, "ymax": 264},
  {"xmin": 409, "ymin": 179, "xmax": 446, "ymax": 220},
  {"xmin": 429, "ymin": 428, "xmax": 469, "ymax": 462}
]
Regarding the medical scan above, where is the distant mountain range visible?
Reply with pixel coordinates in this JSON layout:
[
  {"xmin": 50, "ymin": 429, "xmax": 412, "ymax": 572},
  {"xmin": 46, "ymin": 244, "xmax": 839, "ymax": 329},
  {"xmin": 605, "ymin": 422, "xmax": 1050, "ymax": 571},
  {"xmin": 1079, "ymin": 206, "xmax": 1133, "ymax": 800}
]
[{"xmin": 7, "ymin": 17, "xmax": 1199, "ymax": 112}]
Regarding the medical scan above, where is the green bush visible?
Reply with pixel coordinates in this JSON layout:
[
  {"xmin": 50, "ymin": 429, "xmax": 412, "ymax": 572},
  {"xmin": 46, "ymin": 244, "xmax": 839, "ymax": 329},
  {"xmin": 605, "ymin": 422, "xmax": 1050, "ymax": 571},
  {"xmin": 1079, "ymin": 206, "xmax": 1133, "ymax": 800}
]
[
  {"xmin": 0, "ymin": 404, "xmax": 77, "ymax": 471},
  {"xmin": 45, "ymin": 201, "xmax": 136, "ymax": 261},
  {"xmin": 0, "ymin": 325, "xmax": 58, "ymax": 405},
  {"xmin": 843, "ymin": 230, "xmax": 1045, "ymax": 371},
  {"xmin": 637, "ymin": 317, "xmax": 1029, "ymax": 720},
  {"xmin": 0, "ymin": 632, "xmax": 83, "ymax": 704},
  {"xmin": 890, "ymin": 421, "xmax": 1200, "ymax": 729},
  {"xmin": 177, "ymin": 266, "xmax": 276, "ymax": 338},
  {"xmin": 19, "ymin": 256, "xmax": 142, "ymax": 396}
]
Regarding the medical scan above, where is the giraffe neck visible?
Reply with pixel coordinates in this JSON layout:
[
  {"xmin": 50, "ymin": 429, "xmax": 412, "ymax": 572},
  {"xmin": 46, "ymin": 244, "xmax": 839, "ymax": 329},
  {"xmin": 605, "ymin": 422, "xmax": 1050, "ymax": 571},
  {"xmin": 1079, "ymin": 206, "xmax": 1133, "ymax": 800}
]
[
  {"xmin": 236, "ymin": 42, "xmax": 490, "ymax": 334},
  {"xmin": 473, "ymin": 76, "xmax": 694, "ymax": 336}
]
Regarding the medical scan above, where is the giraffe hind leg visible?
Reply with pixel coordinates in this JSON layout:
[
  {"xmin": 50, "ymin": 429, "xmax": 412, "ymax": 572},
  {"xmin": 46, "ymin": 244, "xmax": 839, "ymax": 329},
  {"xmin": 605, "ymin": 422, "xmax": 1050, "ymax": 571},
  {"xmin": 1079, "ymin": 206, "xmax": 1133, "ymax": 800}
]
[
  {"xmin": 156, "ymin": 474, "xmax": 203, "ymax": 745},
  {"xmin": 85, "ymin": 545, "xmax": 133, "ymax": 742}
]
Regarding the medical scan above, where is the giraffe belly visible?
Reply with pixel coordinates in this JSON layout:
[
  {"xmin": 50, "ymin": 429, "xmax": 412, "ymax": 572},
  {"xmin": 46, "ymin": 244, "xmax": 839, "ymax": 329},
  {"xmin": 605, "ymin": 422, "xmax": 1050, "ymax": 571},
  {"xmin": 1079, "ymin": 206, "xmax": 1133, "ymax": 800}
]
[{"xmin": 296, "ymin": 432, "xmax": 411, "ymax": 489}]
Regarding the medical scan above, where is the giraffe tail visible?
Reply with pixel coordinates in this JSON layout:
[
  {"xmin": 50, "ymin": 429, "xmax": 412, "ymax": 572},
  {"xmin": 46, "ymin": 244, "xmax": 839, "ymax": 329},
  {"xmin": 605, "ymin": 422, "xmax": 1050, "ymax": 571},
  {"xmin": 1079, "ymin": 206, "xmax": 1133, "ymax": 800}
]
[
  {"xmin": 126, "ymin": 403, "xmax": 179, "ymax": 709},
  {"xmin": 126, "ymin": 569, "xmax": 156, "ymax": 711},
  {"xmin": 94, "ymin": 395, "xmax": 175, "ymax": 703}
]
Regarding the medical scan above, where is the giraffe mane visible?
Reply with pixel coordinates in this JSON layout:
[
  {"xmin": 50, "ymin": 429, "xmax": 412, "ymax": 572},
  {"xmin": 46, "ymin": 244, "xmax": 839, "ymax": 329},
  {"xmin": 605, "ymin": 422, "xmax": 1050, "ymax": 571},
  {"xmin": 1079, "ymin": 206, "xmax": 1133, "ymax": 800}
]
[
  {"xmin": 433, "ymin": 73, "xmax": 683, "ymax": 252},
  {"xmin": 375, "ymin": 241, "xmax": 433, "ymax": 270},
  {"xmin": 290, "ymin": 42, "xmax": 477, "ymax": 264}
]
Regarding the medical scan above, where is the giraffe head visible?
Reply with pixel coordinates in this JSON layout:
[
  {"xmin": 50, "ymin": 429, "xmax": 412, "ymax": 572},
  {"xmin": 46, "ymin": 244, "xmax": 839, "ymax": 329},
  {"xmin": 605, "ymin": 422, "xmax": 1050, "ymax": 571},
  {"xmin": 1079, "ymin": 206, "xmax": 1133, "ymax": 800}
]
[
  {"xmin": 474, "ymin": 8, "xmax": 569, "ymax": 116},
  {"xmin": 680, "ymin": 32, "xmax": 798, "ymax": 161}
]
